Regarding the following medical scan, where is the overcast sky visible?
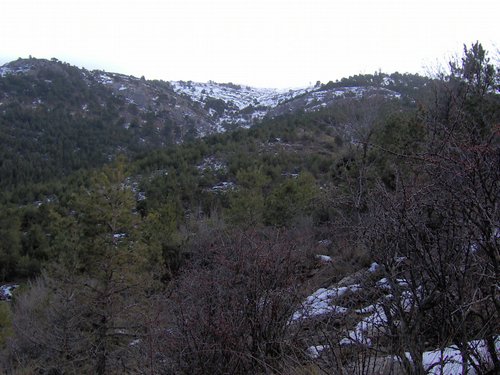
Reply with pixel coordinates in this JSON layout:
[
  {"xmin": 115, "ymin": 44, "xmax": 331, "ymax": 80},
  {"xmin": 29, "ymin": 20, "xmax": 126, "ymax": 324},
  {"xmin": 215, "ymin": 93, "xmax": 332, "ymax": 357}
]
[{"xmin": 1, "ymin": 0, "xmax": 498, "ymax": 88}]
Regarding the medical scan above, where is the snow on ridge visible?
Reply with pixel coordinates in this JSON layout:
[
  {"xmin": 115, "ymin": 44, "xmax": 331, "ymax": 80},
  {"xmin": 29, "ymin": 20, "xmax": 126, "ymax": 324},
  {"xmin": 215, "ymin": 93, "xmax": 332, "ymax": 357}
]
[
  {"xmin": 0, "ymin": 66, "xmax": 12, "ymax": 77},
  {"xmin": 97, "ymin": 73, "xmax": 114, "ymax": 85},
  {"xmin": 169, "ymin": 80, "xmax": 313, "ymax": 128},
  {"xmin": 170, "ymin": 80, "xmax": 311, "ymax": 111},
  {"xmin": 0, "ymin": 64, "xmax": 32, "ymax": 77}
]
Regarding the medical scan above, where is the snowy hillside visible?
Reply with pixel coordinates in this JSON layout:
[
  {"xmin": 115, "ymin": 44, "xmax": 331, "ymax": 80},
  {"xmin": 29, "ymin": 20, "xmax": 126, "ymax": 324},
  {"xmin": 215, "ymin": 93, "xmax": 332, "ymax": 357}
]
[
  {"xmin": 170, "ymin": 81, "xmax": 312, "ymax": 130},
  {"xmin": 171, "ymin": 81, "xmax": 310, "ymax": 110},
  {"xmin": 170, "ymin": 80, "xmax": 403, "ymax": 131}
]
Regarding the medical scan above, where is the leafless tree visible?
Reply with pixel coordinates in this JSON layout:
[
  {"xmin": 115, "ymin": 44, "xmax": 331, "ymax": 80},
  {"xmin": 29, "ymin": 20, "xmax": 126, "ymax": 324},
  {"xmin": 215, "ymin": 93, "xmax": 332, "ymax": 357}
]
[{"xmin": 360, "ymin": 42, "xmax": 500, "ymax": 374}]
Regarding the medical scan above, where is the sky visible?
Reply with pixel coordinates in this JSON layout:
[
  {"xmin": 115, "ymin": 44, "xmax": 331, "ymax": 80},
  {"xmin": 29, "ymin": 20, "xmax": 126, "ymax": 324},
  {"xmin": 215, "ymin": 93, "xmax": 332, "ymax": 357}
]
[{"xmin": 0, "ymin": 0, "xmax": 498, "ymax": 88}]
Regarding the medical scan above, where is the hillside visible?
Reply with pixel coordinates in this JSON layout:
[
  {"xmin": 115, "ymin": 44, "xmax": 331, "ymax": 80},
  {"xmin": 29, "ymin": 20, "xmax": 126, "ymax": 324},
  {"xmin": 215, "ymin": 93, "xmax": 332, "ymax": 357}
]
[
  {"xmin": 0, "ymin": 57, "xmax": 430, "ymax": 195},
  {"xmin": 0, "ymin": 44, "xmax": 498, "ymax": 374},
  {"xmin": 0, "ymin": 58, "xmax": 208, "ymax": 192}
]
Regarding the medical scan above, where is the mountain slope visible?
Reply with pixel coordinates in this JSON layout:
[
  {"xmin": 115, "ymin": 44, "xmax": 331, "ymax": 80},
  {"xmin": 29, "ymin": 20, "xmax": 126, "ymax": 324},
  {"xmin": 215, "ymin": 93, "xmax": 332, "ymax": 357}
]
[
  {"xmin": 0, "ymin": 57, "xmax": 429, "ymax": 192},
  {"xmin": 0, "ymin": 58, "xmax": 206, "ymax": 190}
]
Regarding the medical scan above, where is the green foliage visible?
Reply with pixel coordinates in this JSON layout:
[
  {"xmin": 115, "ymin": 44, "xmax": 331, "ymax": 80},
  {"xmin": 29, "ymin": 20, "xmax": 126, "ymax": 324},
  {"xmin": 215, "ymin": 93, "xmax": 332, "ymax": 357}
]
[
  {"xmin": 373, "ymin": 111, "xmax": 424, "ymax": 153},
  {"xmin": 225, "ymin": 167, "xmax": 271, "ymax": 228},
  {"xmin": 227, "ymin": 190, "xmax": 265, "ymax": 228},
  {"xmin": 0, "ymin": 208, "xmax": 22, "ymax": 280},
  {"xmin": 1, "ymin": 47, "xmax": 491, "ymax": 282},
  {"xmin": 0, "ymin": 80, "xmax": 426, "ymax": 279},
  {"xmin": 446, "ymin": 42, "xmax": 500, "ymax": 139},
  {"xmin": 1, "ymin": 43, "xmax": 499, "ymax": 374},
  {"xmin": 450, "ymin": 42, "xmax": 497, "ymax": 97},
  {"xmin": 204, "ymin": 96, "xmax": 227, "ymax": 115},
  {"xmin": 4, "ymin": 161, "xmax": 167, "ymax": 373},
  {"xmin": 264, "ymin": 172, "xmax": 319, "ymax": 227},
  {"xmin": 141, "ymin": 201, "xmax": 183, "ymax": 280},
  {"xmin": 0, "ymin": 60, "xmax": 181, "ymax": 199},
  {"xmin": 59, "ymin": 162, "xmax": 158, "ymax": 276},
  {"xmin": 320, "ymin": 71, "xmax": 432, "ymax": 101},
  {"xmin": 0, "ymin": 92, "xmax": 131, "ymax": 192}
]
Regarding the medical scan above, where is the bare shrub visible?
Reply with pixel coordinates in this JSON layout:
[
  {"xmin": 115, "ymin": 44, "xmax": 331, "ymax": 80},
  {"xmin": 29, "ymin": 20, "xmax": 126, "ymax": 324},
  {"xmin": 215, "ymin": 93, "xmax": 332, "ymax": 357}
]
[
  {"xmin": 160, "ymin": 227, "xmax": 315, "ymax": 375},
  {"xmin": 359, "ymin": 43, "xmax": 500, "ymax": 374}
]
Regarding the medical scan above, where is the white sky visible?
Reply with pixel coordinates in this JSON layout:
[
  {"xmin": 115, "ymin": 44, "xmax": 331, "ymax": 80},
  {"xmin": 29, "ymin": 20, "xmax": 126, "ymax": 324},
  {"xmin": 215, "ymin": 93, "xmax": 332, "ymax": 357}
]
[{"xmin": 0, "ymin": 0, "xmax": 498, "ymax": 88}]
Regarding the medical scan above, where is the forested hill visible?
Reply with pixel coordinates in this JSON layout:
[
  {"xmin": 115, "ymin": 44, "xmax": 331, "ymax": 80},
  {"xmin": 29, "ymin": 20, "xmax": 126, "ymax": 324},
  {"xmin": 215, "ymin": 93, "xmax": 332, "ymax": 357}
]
[
  {"xmin": 0, "ymin": 43, "xmax": 499, "ymax": 374},
  {"xmin": 0, "ymin": 58, "xmax": 204, "ymax": 193},
  {"xmin": 0, "ymin": 57, "xmax": 430, "ymax": 197},
  {"xmin": 0, "ymin": 54, "xmax": 435, "ymax": 277}
]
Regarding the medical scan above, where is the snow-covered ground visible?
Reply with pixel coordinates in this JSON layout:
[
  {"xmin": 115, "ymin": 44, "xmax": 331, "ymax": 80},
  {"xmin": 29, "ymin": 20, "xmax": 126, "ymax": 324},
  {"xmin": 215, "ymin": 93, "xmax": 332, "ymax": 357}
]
[
  {"xmin": 170, "ymin": 82, "xmax": 400, "ymax": 113},
  {"xmin": 304, "ymin": 86, "xmax": 401, "ymax": 112},
  {"xmin": 291, "ymin": 284, "xmax": 361, "ymax": 321},
  {"xmin": 170, "ymin": 81, "xmax": 402, "ymax": 129},
  {"xmin": 170, "ymin": 81, "xmax": 312, "ymax": 127},
  {"xmin": 0, "ymin": 61, "xmax": 34, "ymax": 77},
  {"xmin": 419, "ymin": 338, "xmax": 500, "ymax": 374},
  {"xmin": 171, "ymin": 81, "xmax": 310, "ymax": 111},
  {"xmin": 296, "ymin": 261, "xmax": 499, "ymax": 373},
  {"xmin": 305, "ymin": 337, "xmax": 500, "ymax": 374}
]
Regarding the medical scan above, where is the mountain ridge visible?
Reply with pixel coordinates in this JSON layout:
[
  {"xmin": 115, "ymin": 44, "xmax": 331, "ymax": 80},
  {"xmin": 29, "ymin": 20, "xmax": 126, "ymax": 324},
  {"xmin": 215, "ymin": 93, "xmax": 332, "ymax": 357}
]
[
  {"xmin": 0, "ymin": 57, "xmax": 430, "ymax": 192},
  {"xmin": 1, "ymin": 57, "xmax": 426, "ymax": 132}
]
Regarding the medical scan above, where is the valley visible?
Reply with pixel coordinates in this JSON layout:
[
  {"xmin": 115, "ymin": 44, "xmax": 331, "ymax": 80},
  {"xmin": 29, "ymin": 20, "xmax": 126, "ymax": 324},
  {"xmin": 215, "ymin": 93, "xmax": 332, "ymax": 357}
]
[{"xmin": 0, "ymin": 43, "xmax": 499, "ymax": 374}]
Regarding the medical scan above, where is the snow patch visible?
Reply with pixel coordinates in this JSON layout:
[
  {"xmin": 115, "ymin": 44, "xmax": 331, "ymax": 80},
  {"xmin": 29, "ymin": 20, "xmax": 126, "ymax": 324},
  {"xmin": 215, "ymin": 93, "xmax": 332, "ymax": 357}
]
[
  {"xmin": 0, "ymin": 64, "xmax": 31, "ymax": 76},
  {"xmin": 292, "ymin": 285, "xmax": 360, "ymax": 321},
  {"xmin": 376, "ymin": 277, "xmax": 408, "ymax": 290},
  {"xmin": 341, "ymin": 304, "xmax": 387, "ymax": 347},
  {"xmin": 416, "ymin": 337, "xmax": 500, "ymax": 374},
  {"xmin": 197, "ymin": 157, "xmax": 227, "ymax": 172},
  {"xmin": 315, "ymin": 255, "xmax": 333, "ymax": 263},
  {"xmin": 210, "ymin": 181, "xmax": 236, "ymax": 192},
  {"xmin": 0, "ymin": 284, "xmax": 19, "ymax": 301},
  {"xmin": 306, "ymin": 345, "xmax": 329, "ymax": 359},
  {"xmin": 98, "ymin": 73, "xmax": 114, "ymax": 85}
]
